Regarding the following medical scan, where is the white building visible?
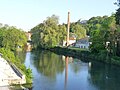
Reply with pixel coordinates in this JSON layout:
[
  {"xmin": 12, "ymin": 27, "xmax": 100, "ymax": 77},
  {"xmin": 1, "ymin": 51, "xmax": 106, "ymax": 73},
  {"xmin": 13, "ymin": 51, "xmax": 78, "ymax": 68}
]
[
  {"xmin": 75, "ymin": 37, "xmax": 90, "ymax": 49},
  {"xmin": 63, "ymin": 33, "xmax": 77, "ymax": 46},
  {"xmin": 63, "ymin": 37, "xmax": 76, "ymax": 46}
]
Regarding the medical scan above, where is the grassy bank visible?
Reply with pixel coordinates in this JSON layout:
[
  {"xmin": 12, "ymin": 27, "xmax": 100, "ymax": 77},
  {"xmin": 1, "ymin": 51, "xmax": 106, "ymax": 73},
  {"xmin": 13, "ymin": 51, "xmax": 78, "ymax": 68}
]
[
  {"xmin": 0, "ymin": 48, "xmax": 32, "ymax": 84},
  {"xmin": 48, "ymin": 46, "xmax": 120, "ymax": 66},
  {"xmin": 49, "ymin": 46, "xmax": 90, "ymax": 61}
]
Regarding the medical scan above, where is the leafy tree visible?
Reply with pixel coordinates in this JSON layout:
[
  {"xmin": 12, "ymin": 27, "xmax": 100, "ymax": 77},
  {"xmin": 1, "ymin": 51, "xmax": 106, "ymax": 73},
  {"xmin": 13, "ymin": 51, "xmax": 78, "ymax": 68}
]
[
  {"xmin": 88, "ymin": 15, "xmax": 118, "ymax": 57},
  {"xmin": 31, "ymin": 15, "xmax": 66, "ymax": 48},
  {"xmin": 115, "ymin": 0, "xmax": 120, "ymax": 56},
  {"xmin": 0, "ymin": 24, "xmax": 32, "ymax": 83},
  {"xmin": 0, "ymin": 48, "xmax": 16, "ymax": 62},
  {"xmin": 71, "ymin": 23, "xmax": 86, "ymax": 39},
  {"xmin": 2, "ymin": 26, "xmax": 27, "ymax": 51},
  {"xmin": 0, "ymin": 28, "xmax": 6, "ymax": 47},
  {"xmin": 115, "ymin": 8, "xmax": 120, "ymax": 25},
  {"xmin": 88, "ymin": 16, "xmax": 106, "ymax": 53},
  {"xmin": 57, "ymin": 24, "xmax": 67, "ymax": 45}
]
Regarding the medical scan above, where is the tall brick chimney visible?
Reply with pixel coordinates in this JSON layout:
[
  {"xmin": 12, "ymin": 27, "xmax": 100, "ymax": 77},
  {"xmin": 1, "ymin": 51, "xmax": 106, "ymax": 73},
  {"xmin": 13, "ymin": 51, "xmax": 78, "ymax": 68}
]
[{"xmin": 66, "ymin": 12, "xmax": 70, "ymax": 46}]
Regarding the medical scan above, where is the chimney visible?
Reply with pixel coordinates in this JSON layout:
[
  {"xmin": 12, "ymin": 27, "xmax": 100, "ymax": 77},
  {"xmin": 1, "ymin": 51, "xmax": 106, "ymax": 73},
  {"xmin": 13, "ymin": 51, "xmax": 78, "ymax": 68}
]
[{"xmin": 66, "ymin": 12, "xmax": 70, "ymax": 46}]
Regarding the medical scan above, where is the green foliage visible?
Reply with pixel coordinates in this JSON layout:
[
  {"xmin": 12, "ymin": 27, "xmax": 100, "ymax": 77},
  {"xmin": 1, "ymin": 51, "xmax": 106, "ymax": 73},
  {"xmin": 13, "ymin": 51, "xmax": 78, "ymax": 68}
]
[
  {"xmin": 116, "ymin": 11, "xmax": 120, "ymax": 24},
  {"xmin": 115, "ymin": 0, "xmax": 120, "ymax": 24},
  {"xmin": 111, "ymin": 56, "xmax": 120, "ymax": 65},
  {"xmin": 57, "ymin": 24, "xmax": 67, "ymax": 45},
  {"xmin": 25, "ymin": 68, "xmax": 33, "ymax": 83},
  {"xmin": 0, "ymin": 27, "xmax": 6, "ymax": 47},
  {"xmin": 49, "ymin": 46, "xmax": 90, "ymax": 60},
  {"xmin": 31, "ymin": 15, "xmax": 67, "ymax": 48},
  {"xmin": 0, "ymin": 25, "xmax": 27, "ymax": 51},
  {"xmin": 115, "ymin": 2, "xmax": 120, "ymax": 56},
  {"xmin": 31, "ymin": 15, "xmax": 87, "ymax": 49},
  {"xmin": 32, "ymin": 50, "xmax": 64, "ymax": 78},
  {"xmin": 0, "ymin": 48, "xmax": 16, "ymax": 62},
  {"xmin": 88, "ymin": 15, "xmax": 119, "ymax": 56},
  {"xmin": 0, "ymin": 48, "xmax": 32, "ymax": 83},
  {"xmin": 0, "ymin": 24, "xmax": 32, "ymax": 83},
  {"xmin": 31, "ymin": 13, "xmax": 120, "ymax": 62},
  {"xmin": 70, "ymin": 23, "xmax": 86, "ymax": 39}
]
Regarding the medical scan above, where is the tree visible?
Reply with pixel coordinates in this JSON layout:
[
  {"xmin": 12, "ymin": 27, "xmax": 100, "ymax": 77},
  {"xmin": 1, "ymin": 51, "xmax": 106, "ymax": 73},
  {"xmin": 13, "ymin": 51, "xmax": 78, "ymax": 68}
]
[
  {"xmin": 0, "ymin": 23, "xmax": 32, "ymax": 83},
  {"xmin": 115, "ymin": 0, "xmax": 120, "ymax": 56},
  {"xmin": 31, "ymin": 15, "xmax": 67, "ymax": 48},
  {"xmin": 1, "ymin": 26, "xmax": 27, "ymax": 51},
  {"xmin": 88, "ymin": 16, "xmax": 106, "ymax": 53},
  {"xmin": 88, "ymin": 15, "xmax": 118, "ymax": 57},
  {"xmin": 0, "ymin": 28, "xmax": 6, "ymax": 47},
  {"xmin": 57, "ymin": 24, "xmax": 67, "ymax": 45},
  {"xmin": 71, "ymin": 23, "xmax": 86, "ymax": 39}
]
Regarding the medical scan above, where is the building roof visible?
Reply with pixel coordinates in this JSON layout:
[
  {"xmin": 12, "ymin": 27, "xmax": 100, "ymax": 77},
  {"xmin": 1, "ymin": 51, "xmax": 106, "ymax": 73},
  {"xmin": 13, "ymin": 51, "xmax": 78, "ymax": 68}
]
[
  {"xmin": 76, "ymin": 37, "xmax": 89, "ymax": 44},
  {"xmin": 69, "ymin": 37, "xmax": 76, "ymax": 40}
]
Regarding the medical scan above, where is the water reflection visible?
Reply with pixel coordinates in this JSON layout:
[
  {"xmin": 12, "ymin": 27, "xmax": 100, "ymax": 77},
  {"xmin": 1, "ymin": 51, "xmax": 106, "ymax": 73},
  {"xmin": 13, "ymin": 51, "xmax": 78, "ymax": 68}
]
[
  {"xmin": 32, "ymin": 51, "xmax": 65, "ymax": 78},
  {"xmin": 23, "ymin": 51, "xmax": 120, "ymax": 90},
  {"xmin": 15, "ymin": 51, "xmax": 26, "ymax": 63},
  {"xmin": 65, "ymin": 56, "xmax": 68, "ymax": 89},
  {"xmin": 88, "ymin": 62, "xmax": 120, "ymax": 90}
]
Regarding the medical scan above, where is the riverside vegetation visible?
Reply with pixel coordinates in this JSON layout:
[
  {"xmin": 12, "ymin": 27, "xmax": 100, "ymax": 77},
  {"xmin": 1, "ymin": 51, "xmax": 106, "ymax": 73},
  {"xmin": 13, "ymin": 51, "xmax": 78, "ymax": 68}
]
[
  {"xmin": 31, "ymin": 1, "xmax": 120, "ymax": 66},
  {"xmin": 0, "ymin": 25, "xmax": 32, "ymax": 85},
  {"xmin": 0, "ymin": 1, "xmax": 120, "ymax": 87}
]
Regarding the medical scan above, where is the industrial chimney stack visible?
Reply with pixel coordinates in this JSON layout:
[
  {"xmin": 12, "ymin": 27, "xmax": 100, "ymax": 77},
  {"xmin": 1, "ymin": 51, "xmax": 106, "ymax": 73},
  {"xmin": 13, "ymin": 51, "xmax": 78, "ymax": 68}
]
[{"xmin": 66, "ymin": 12, "xmax": 70, "ymax": 46}]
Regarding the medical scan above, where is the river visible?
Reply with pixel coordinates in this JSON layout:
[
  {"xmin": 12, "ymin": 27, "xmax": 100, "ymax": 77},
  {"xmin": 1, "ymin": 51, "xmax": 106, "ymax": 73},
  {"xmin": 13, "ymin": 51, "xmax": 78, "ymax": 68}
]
[{"xmin": 22, "ymin": 50, "xmax": 120, "ymax": 90}]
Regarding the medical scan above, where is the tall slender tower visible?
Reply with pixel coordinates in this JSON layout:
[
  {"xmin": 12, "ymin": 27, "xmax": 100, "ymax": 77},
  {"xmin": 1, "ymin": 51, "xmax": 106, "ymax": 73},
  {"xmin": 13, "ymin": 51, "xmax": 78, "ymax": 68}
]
[{"xmin": 66, "ymin": 12, "xmax": 70, "ymax": 46}]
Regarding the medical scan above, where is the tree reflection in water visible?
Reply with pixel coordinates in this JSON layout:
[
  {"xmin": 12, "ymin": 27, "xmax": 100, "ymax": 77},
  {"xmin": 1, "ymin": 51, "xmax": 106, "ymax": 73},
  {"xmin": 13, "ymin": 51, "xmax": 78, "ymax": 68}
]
[
  {"xmin": 88, "ymin": 61, "xmax": 120, "ymax": 90},
  {"xmin": 23, "ymin": 50, "xmax": 120, "ymax": 90},
  {"xmin": 32, "ymin": 50, "xmax": 65, "ymax": 79}
]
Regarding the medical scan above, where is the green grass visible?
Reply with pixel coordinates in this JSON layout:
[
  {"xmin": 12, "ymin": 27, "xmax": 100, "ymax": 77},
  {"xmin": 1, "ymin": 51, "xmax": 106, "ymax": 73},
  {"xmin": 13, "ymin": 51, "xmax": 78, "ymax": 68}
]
[{"xmin": 68, "ymin": 47, "xmax": 89, "ymax": 51}]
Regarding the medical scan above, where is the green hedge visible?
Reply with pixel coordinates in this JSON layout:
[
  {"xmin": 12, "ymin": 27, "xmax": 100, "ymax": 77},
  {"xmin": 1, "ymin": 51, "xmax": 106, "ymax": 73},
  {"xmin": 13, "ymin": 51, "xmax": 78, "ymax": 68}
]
[
  {"xmin": 49, "ymin": 46, "xmax": 90, "ymax": 61},
  {"xmin": 48, "ymin": 46, "xmax": 120, "ymax": 66}
]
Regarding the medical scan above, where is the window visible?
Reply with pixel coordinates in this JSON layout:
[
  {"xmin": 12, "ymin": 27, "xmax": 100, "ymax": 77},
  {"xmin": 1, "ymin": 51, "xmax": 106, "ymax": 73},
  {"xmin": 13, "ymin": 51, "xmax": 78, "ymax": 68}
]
[{"xmin": 81, "ymin": 46, "xmax": 83, "ymax": 48}]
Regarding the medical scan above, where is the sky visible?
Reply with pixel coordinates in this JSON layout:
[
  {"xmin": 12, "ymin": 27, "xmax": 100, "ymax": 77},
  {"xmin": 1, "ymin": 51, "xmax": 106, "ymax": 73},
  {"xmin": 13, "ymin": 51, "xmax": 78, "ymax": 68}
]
[{"xmin": 0, "ymin": 0, "xmax": 118, "ymax": 31}]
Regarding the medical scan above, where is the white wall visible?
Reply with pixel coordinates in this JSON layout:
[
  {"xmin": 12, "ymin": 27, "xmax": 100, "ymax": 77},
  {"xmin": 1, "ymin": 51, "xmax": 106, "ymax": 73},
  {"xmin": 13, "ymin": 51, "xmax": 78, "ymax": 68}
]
[
  {"xmin": 75, "ymin": 43, "xmax": 89, "ymax": 49},
  {"xmin": 63, "ymin": 40, "xmax": 76, "ymax": 46}
]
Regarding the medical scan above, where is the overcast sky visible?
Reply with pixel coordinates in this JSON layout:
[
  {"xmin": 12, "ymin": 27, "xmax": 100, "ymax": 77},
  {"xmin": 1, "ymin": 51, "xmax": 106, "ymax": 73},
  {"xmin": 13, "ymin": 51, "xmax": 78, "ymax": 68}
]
[{"xmin": 0, "ymin": 0, "xmax": 118, "ymax": 31}]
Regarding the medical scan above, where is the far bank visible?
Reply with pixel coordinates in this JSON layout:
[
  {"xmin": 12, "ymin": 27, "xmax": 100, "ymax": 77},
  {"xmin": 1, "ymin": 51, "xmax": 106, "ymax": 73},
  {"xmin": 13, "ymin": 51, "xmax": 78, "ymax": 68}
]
[{"xmin": 42, "ymin": 46, "xmax": 120, "ymax": 66}]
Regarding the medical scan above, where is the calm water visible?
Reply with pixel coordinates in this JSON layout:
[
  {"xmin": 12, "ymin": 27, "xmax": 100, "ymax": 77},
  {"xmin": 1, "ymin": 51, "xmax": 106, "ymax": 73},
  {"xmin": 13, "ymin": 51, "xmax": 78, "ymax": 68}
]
[{"xmin": 23, "ymin": 50, "xmax": 120, "ymax": 90}]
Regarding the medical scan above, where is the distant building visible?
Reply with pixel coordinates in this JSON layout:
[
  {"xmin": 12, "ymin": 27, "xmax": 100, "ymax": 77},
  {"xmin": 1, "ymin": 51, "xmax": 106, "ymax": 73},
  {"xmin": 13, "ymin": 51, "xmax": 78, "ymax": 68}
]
[
  {"xmin": 80, "ymin": 20, "xmax": 88, "ymax": 24},
  {"xmin": 75, "ymin": 37, "xmax": 90, "ymax": 49},
  {"xmin": 63, "ymin": 37, "xmax": 76, "ymax": 46},
  {"xmin": 25, "ymin": 32, "xmax": 32, "ymax": 41}
]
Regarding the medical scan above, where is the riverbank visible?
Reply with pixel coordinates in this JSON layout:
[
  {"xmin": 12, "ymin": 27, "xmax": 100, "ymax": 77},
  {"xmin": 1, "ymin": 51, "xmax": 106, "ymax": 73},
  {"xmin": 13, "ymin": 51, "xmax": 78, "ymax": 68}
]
[
  {"xmin": 0, "ymin": 48, "xmax": 32, "ymax": 88},
  {"xmin": 23, "ymin": 49, "xmax": 120, "ymax": 90},
  {"xmin": 49, "ymin": 46, "xmax": 90, "ymax": 61},
  {"xmin": 47, "ymin": 46, "xmax": 120, "ymax": 66},
  {"xmin": 0, "ymin": 56, "xmax": 26, "ymax": 86}
]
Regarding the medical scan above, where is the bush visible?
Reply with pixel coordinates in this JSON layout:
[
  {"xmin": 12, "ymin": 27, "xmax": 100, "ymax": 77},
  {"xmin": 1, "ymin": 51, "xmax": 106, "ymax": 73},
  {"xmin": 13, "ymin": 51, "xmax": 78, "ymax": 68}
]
[
  {"xmin": 0, "ymin": 48, "xmax": 16, "ymax": 62},
  {"xmin": 111, "ymin": 56, "xmax": 120, "ymax": 65},
  {"xmin": 0, "ymin": 48, "xmax": 32, "ymax": 83}
]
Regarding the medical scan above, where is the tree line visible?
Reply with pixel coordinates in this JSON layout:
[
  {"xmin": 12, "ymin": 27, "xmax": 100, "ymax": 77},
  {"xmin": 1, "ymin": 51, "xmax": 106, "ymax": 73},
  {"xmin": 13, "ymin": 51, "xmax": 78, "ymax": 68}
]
[
  {"xmin": 0, "ymin": 24, "xmax": 32, "ymax": 83},
  {"xmin": 0, "ymin": 24, "xmax": 27, "ymax": 51},
  {"xmin": 31, "ymin": 15, "xmax": 86, "ymax": 49},
  {"xmin": 31, "ymin": 1, "xmax": 120, "ymax": 61}
]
